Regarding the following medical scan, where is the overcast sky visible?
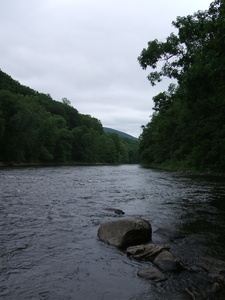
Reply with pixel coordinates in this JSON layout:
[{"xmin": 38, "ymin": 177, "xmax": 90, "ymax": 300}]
[{"xmin": 0, "ymin": 0, "xmax": 212, "ymax": 137}]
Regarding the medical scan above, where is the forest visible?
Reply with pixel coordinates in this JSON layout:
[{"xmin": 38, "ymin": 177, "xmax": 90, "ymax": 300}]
[
  {"xmin": 138, "ymin": 0, "xmax": 225, "ymax": 172},
  {"xmin": 0, "ymin": 70, "xmax": 139, "ymax": 165}
]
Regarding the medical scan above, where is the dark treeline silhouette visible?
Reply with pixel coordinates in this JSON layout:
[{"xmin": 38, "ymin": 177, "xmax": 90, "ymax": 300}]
[{"xmin": 138, "ymin": 0, "xmax": 225, "ymax": 172}]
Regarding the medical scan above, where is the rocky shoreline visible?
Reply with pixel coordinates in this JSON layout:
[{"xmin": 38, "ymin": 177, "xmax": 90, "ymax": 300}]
[{"xmin": 98, "ymin": 215, "xmax": 225, "ymax": 299}]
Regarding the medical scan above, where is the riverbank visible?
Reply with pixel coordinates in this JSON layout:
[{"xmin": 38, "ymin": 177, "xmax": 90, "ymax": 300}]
[
  {"xmin": 141, "ymin": 163, "xmax": 225, "ymax": 178},
  {"xmin": 0, "ymin": 161, "xmax": 120, "ymax": 168},
  {"xmin": 1, "ymin": 161, "xmax": 225, "ymax": 178}
]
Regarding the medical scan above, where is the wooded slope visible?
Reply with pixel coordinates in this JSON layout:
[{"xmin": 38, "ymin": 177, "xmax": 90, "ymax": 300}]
[{"xmin": 0, "ymin": 70, "xmax": 139, "ymax": 164}]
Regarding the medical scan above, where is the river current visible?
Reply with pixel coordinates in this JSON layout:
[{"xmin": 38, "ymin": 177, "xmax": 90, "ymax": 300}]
[{"xmin": 1, "ymin": 164, "xmax": 225, "ymax": 299}]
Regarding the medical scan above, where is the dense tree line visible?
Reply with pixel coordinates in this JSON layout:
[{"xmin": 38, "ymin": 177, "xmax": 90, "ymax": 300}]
[
  {"xmin": 138, "ymin": 0, "xmax": 225, "ymax": 172},
  {"xmin": 0, "ymin": 70, "xmax": 139, "ymax": 164}
]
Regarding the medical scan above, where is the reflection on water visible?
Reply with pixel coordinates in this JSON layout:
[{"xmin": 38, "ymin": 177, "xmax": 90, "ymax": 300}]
[{"xmin": 0, "ymin": 165, "xmax": 225, "ymax": 299}]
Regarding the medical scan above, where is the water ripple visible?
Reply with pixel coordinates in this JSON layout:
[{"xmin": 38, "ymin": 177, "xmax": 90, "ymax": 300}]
[{"xmin": 1, "ymin": 165, "xmax": 225, "ymax": 299}]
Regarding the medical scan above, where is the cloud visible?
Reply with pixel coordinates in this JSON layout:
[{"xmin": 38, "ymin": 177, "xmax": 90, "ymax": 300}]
[{"xmin": 0, "ymin": 0, "xmax": 212, "ymax": 137}]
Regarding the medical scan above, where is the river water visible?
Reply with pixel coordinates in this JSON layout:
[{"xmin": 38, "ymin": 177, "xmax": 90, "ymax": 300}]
[{"xmin": 1, "ymin": 164, "xmax": 225, "ymax": 300}]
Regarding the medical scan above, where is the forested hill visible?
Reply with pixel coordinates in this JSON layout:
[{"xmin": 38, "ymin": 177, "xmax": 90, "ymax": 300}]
[
  {"xmin": 138, "ymin": 0, "xmax": 225, "ymax": 173},
  {"xmin": 0, "ymin": 70, "xmax": 139, "ymax": 164},
  {"xmin": 103, "ymin": 127, "xmax": 138, "ymax": 141}
]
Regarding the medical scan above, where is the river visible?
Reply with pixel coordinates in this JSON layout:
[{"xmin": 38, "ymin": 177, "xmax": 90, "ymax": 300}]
[{"xmin": 1, "ymin": 164, "xmax": 225, "ymax": 299}]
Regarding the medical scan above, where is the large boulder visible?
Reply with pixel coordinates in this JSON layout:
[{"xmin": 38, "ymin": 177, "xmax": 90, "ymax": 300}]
[{"xmin": 97, "ymin": 217, "xmax": 152, "ymax": 249}]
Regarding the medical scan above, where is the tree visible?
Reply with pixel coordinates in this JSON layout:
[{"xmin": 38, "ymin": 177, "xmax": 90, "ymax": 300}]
[
  {"xmin": 62, "ymin": 97, "xmax": 71, "ymax": 106},
  {"xmin": 138, "ymin": 0, "xmax": 225, "ymax": 171},
  {"xmin": 138, "ymin": 0, "xmax": 224, "ymax": 87}
]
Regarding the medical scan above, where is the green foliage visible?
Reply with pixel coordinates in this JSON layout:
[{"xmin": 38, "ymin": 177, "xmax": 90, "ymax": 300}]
[
  {"xmin": 0, "ymin": 69, "xmax": 139, "ymax": 165},
  {"xmin": 62, "ymin": 97, "xmax": 71, "ymax": 106},
  {"xmin": 139, "ymin": 0, "xmax": 225, "ymax": 172}
]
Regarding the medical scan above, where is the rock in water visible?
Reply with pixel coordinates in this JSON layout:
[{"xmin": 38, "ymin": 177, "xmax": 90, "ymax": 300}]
[
  {"xmin": 105, "ymin": 208, "xmax": 125, "ymax": 215},
  {"xmin": 154, "ymin": 226, "xmax": 185, "ymax": 241},
  {"xmin": 153, "ymin": 250, "xmax": 183, "ymax": 272},
  {"xmin": 97, "ymin": 217, "xmax": 152, "ymax": 249},
  {"xmin": 196, "ymin": 257, "xmax": 225, "ymax": 282},
  {"xmin": 196, "ymin": 257, "xmax": 225, "ymax": 274},
  {"xmin": 127, "ymin": 243, "xmax": 166, "ymax": 261},
  {"xmin": 137, "ymin": 266, "xmax": 167, "ymax": 282}
]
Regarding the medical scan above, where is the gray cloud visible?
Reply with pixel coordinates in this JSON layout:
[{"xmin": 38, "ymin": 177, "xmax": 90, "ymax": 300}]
[{"xmin": 0, "ymin": 0, "xmax": 212, "ymax": 137}]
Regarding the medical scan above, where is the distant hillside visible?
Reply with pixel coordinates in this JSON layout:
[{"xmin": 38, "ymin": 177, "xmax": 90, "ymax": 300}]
[
  {"xmin": 0, "ymin": 69, "xmax": 140, "ymax": 164},
  {"xmin": 103, "ymin": 127, "xmax": 138, "ymax": 141}
]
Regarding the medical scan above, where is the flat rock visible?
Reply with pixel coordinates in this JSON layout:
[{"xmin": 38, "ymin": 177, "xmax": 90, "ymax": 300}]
[
  {"xmin": 98, "ymin": 217, "xmax": 152, "ymax": 249},
  {"xmin": 127, "ymin": 243, "xmax": 166, "ymax": 261},
  {"xmin": 153, "ymin": 250, "xmax": 183, "ymax": 272},
  {"xmin": 137, "ymin": 266, "xmax": 167, "ymax": 282}
]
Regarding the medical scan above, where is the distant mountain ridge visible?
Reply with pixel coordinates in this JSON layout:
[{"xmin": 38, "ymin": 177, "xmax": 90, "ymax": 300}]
[{"xmin": 103, "ymin": 127, "xmax": 138, "ymax": 141}]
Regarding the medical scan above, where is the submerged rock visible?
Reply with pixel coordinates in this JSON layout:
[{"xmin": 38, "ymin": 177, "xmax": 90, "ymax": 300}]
[
  {"xmin": 153, "ymin": 250, "xmax": 184, "ymax": 272},
  {"xmin": 211, "ymin": 281, "xmax": 223, "ymax": 293},
  {"xmin": 154, "ymin": 226, "xmax": 186, "ymax": 241},
  {"xmin": 196, "ymin": 257, "xmax": 225, "ymax": 283},
  {"xmin": 196, "ymin": 257, "xmax": 225, "ymax": 274},
  {"xmin": 97, "ymin": 217, "xmax": 152, "ymax": 249},
  {"xmin": 137, "ymin": 266, "xmax": 167, "ymax": 282},
  {"xmin": 105, "ymin": 208, "xmax": 125, "ymax": 215},
  {"xmin": 127, "ymin": 243, "xmax": 166, "ymax": 261}
]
